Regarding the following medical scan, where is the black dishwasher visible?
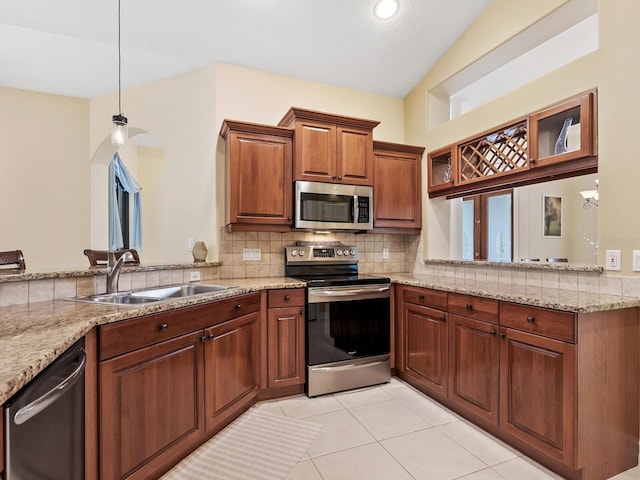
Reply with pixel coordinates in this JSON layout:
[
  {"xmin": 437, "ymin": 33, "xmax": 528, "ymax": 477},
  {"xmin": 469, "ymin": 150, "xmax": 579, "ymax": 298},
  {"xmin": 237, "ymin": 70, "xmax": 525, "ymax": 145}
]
[{"xmin": 4, "ymin": 338, "xmax": 85, "ymax": 480}]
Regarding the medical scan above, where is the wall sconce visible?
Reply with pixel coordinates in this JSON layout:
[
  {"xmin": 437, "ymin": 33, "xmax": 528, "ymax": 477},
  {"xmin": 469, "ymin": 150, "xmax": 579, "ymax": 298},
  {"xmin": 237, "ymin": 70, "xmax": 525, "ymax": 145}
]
[{"xmin": 579, "ymin": 179, "xmax": 598, "ymax": 209}]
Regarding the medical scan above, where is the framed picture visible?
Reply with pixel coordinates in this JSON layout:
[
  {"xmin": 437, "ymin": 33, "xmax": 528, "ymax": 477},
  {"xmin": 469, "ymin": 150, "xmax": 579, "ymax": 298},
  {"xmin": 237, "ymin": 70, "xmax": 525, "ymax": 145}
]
[{"xmin": 543, "ymin": 195, "xmax": 562, "ymax": 238}]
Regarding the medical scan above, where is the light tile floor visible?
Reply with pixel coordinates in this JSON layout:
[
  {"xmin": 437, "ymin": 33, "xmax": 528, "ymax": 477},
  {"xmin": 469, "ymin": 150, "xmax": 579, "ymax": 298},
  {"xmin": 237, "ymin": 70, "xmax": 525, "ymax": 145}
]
[{"xmin": 250, "ymin": 378, "xmax": 640, "ymax": 480}]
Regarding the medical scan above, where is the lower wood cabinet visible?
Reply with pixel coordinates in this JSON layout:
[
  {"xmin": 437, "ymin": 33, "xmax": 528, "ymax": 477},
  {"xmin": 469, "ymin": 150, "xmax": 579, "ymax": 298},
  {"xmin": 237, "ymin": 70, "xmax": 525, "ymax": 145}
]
[
  {"xmin": 499, "ymin": 327, "xmax": 576, "ymax": 467},
  {"xmin": 267, "ymin": 289, "xmax": 306, "ymax": 389},
  {"xmin": 448, "ymin": 314, "xmax": 499, "ymax": 426},
  {"xmin": 98, "ymin": 293, "xmax": 261, "ymax": 480},
  {"xmin": 397, "ymin": 285, "xmax": 639, "ymax": 480}
]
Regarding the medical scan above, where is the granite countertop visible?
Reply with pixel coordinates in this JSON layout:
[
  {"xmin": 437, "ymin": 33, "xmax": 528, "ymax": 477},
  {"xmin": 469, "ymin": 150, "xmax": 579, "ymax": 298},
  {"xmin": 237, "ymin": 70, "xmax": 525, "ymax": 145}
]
[
  {"xmin": 389, "ymin": 273, "xmax": 640, "ymax": 313},
  {"xmin": 0, "ymin": 277, "xmax": 304, "ymax": 405},
  {"xmin": 2, "ymin": 272, "xmax": 640, "ymax": 407}
]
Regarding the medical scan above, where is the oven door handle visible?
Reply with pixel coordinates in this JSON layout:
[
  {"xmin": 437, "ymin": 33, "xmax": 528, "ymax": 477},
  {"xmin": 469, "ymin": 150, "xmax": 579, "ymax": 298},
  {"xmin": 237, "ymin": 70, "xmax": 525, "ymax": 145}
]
[
  {"xmin": 14, "ymin": 349, "xmax": 86, "ymax": 425},
  {"xmin": 310, "ymin": 285, "xmax": 390, "ymax": 297}
]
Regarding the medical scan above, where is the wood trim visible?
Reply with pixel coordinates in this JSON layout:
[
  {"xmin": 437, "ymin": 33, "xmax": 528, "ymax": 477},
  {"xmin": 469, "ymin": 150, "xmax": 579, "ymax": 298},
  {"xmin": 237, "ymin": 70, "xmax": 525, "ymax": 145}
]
[
  {"xmin": 372, "ymin": 140, "xmax": 425, "ymax": 155},
  {"xmin": 85, "ymin": 328, "xmax": 99, "ymax": 480},
  {"xmin": 219, "ymin": 119, "xmax": 294, "ymax": 139},
  {"xmin": 278, "ymin": 106, "xmax": 380, "ymax": 130}
]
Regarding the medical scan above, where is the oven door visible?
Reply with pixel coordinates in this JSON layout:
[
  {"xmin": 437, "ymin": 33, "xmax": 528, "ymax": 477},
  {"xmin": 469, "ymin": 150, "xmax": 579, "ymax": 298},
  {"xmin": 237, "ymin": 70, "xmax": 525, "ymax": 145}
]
[{"xmin": 306, "ymin": 284, "xmax": 390, "ymax": 366}]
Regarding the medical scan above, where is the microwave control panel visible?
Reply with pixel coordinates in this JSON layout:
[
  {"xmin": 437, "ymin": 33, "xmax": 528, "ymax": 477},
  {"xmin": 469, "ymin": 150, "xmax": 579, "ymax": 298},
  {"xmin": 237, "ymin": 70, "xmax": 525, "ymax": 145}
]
[{"xmin": 357, "ymin": 197, "xmax": 370, "ymax": 223}]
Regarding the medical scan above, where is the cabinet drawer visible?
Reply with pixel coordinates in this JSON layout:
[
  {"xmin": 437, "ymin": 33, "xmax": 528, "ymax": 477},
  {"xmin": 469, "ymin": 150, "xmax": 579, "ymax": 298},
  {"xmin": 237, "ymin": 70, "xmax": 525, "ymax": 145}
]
[
  {"xmin": 99, "ymin": 293, "xmax": 261, "ymax": 360},
  {"xmin": 268, "ymin": 288, "xmax": 305, "ymax": 308},
  {"xmin": 500, "ymin": 302, "xmax": 576, "ymax": 343},
  {"xmin": 448, "ymin": 293, "xmax": 498, "ymax": 324},
  {"xmin": 402, "ymin": 286, "xmax": 447, "ymax": 311}
]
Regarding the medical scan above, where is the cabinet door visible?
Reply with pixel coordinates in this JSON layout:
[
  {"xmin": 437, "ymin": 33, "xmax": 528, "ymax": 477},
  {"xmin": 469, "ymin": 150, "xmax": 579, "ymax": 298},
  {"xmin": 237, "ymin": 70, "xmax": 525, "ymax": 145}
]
[
  {"xmin": 448, "ymin": 314, "xmax": 499, "ymax": 425},
  {"xmin": 404, "ymin": 303, "xmax": 448, "ymax": 397},
  {"xmin": 227, "ymin": 130, "xmax": 293, "ymax": 228},
  {"xmin": 529, "ymin": 91, "xmax": 595, "ymax": 167},
  {"xmin": 293, "ymin": 121, "xmax": 337, "ymax": 182},
  {"xmin": 337, "ymin": 126, "xmax": 373, "ymax": 185},
  {"xmin": 267, "ymin": 306, "xmax": 305, "ymax": 388},
  {"xmin": 203, "ymin": 311, "xmax": 260, "ymax": 433},
  {"xmin": 373, "ymin": 148, "xmax": 422, "ymax": 231},
  {"xmin": 100, "ymin": 332, "xmax": 203, "ymax": 480},
  {"xmin": 499, "ymin": 327, "xmax": 576, "ymax": 467}
]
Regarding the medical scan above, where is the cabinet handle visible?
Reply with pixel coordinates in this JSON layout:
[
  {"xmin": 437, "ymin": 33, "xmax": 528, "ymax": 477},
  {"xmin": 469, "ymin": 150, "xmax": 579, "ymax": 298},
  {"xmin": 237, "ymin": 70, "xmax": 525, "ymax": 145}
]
[
  {"xmin": 489, "ymin": 330, "xmax": 497, "ymax": 336},
  {"xmin": 159, "ymin": 323, "xmax": 168, "ymax": 331},
  {"xmin": 466, "ymin": 304, "xmax": 473, "ymax": 310},
  {"xmin": 439, "ymin": 316, "xmax": 446, "ymax": 322},
  {"xmin": 235, "ymin": 304, "xmax": 242, "ymax": 310},
  {"xmin": 526, "ymin": 316, "xmax": 535, "ymax": 324},
  {"xmin": 498, "ymin": 333, "xmax": 506, "ymax": 339},
  {"xmin": 284, "ymin": 295, "xmax": 290, "ymax": 301},
  {"xmin": 418, "ymin": 294, "xmax": 425, "ymax": 301},
  {"xmin": 207, "ymin": 334, "xmax": 215, "ymax": 340},
  {"xmin": 199, "ymin": 335, "xmax": 207, "ymax": 342}
]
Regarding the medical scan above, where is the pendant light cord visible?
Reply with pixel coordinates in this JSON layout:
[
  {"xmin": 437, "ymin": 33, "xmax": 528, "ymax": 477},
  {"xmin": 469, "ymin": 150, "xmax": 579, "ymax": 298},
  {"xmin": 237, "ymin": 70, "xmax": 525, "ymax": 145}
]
[{"xmin": 117, "ymin": 0, "xmax": 122, "ymax": 115}]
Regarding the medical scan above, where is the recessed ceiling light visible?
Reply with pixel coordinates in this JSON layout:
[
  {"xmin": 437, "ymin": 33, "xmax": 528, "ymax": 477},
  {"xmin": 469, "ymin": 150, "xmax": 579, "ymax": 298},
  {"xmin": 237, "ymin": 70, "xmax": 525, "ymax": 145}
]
[{"xmin": 374, "ymin": 0, "xmax": 399, "ymax": 20}]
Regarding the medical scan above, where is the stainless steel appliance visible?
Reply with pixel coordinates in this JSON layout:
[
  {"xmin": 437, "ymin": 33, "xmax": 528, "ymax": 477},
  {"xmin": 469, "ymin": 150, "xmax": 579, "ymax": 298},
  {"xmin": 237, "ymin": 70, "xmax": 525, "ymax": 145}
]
[
  {"xmin": 5, "ymin": 338, "xmax": 86, "ymax": 480},
  {"xmin": 294, "ymin": 181, "xmax": 373, "ymax": 231},
  {"xmin": 285, "ymin": 243, "xmax": 390, "ymax": 397}
]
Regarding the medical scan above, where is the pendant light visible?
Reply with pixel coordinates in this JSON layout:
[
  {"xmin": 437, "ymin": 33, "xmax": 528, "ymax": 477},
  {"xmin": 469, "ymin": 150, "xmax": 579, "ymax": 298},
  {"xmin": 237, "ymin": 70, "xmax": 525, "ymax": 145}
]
[
  {"xmin": 111, "ymin": 0, "xmax": 128, "ymax": 146},
  {"xmin": 374, "ymin": 0, "xmax": 400, "ymax": 19}
]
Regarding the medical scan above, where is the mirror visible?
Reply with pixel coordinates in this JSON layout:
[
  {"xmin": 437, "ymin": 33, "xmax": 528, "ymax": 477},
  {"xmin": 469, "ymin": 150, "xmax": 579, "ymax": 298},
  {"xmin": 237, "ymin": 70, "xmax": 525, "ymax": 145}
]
[{"xmin": 443, "ymin": 173, "xmax": 598, "ymax": 264}]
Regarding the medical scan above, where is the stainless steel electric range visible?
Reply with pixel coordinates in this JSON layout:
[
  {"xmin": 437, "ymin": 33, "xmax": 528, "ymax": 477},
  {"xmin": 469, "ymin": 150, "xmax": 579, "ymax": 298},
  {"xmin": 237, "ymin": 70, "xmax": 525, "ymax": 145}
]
[{"xmin": 285, "ymin": 242, "xmax": 391, "ymax": 397}]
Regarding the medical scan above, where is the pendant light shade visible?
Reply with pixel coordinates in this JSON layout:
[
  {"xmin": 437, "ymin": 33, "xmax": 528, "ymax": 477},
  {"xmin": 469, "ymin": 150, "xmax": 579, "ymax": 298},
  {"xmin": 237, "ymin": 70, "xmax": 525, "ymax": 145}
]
[
  {"xmin": 374, "ymin": 0, "xmax": 399, "ymax": 19},
  {"xmin": 111, "ymin": 0, "xmax": 128, "ymax": 146}
]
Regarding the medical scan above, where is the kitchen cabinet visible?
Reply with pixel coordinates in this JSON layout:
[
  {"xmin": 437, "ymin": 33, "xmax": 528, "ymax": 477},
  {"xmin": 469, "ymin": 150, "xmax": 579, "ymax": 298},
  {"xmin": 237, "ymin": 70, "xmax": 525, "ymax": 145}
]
[
  {"xmin": 220, "ymin": 120, "xmax": 294, "ymax": 232},
  {"xmin": 397, "ymin": 285, "xmax": 638, "ymax": 480},
  {"xmin": 1, "ymin": 407, "xmax": 3, "ymax": 476},
  {"xmin": 203, "ymin": 311, "xmax": 260, "ymax": 434},
  {"xmin": 427, "ymin": 90, "xmax": 598, "ymax": 198},
  {"xmin": 402, "ymin": 286, "xmax": 448, "ymax": 397},
  {"xmin": 98, "ymin": 293, "xmax": 261, "ymax": 480},
  {"xmin": 278, "ymin": 107, "xmax": 379, "ymax": 186},
  {"xmin": 372, "ymin": 141, "xmax": 424, "ymax": 233},
  {"xmin": 529, "ymin": 90, "xmax": 596, "ymax": 167},
  {"xmin": 267, "ymin": 289, "xmax": 306, "ymax": 390}
]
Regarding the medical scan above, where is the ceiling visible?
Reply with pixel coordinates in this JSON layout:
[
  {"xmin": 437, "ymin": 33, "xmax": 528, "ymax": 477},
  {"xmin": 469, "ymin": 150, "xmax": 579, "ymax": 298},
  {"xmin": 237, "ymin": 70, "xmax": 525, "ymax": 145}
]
[{"xmin": 0, "ymin": 0, "xmax": 493, "ymax": 99}]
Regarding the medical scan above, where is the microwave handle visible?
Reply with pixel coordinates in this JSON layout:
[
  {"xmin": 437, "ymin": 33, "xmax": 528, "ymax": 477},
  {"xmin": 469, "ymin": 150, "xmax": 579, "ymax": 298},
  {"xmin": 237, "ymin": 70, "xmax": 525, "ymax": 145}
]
[{"xmin": 353, "ymin": 195, "xmax": 359, "ymax": 224}]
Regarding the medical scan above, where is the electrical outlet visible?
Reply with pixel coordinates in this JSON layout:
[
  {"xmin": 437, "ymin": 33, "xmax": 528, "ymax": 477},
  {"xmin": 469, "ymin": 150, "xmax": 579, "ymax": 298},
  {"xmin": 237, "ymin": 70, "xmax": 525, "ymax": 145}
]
[
  {"xmin": 189, "ymin": 271, "xmax": 201, "ymax": 282},
  {"xmin": 383, "ymin": 248, "xmax": 389, "ymax": 259},
  {"xmin": 243, "ymin": 248, "xmax": 262, "ymax": 261},
  {"xmin": 633, "ymin": 250, "xmax": 640, "ymax": 272},
  {"xmin": 187, "ymin": 237, "xmax": 195, "ymax": 251},
  {"xmin": 606, "ymin": 250, "xmax": 621, "ymax": 271}
]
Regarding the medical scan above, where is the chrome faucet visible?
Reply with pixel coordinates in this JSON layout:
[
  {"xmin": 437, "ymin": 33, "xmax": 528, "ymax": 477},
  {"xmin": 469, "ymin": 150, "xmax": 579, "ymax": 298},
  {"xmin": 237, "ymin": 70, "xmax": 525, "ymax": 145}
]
[{"xmin": 106, "ymin": 251, "xmax": 134, "ymax": 294}]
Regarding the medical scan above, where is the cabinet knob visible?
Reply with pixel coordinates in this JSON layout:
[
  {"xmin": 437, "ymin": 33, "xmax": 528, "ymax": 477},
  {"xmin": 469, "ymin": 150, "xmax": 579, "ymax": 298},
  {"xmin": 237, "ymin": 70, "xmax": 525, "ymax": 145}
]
[
  {"xmin": 159, "ymin": 323, "xmax": 168, "ymax": 331},
  {"xmin": 489, "ymin": 330, "xmax": 497, "ymax": 336},
  {"xmin": 337, "ymin": 175, "xmax": 342, "ymax": 181},
  {"xmin": 498, "ymin": 333, "xmax": 506, "ymax": 339},
  {"xmin": 208, "ymin": 333, "xmax": 215, "ymax": 340},
  {"xmin": 466, "ymin": 304, "xmax": 473, "ymax": 310},
  {"xmin": 418, "ymin": 294, "xmax": 425, "ymax": 301},
  {"xmin": 284, "ymin": 295, "xmax": 290, "ymax": 301},
  {"xmin": 526, "ymin": 316, "xmax": 535, "ymax": 324},
  {"xmin": 287, "ymin": 216, "xmax": 292, "ymax": 222},
  {"xmin": 199, "ymin": 335, "xmax": 207, "ymax": 342},
  {"xmin": 530, "ymin": 158, "xmax": 536, "ymax": 164},
  {"xmin": 300, "ymin": 309, "xmax": 304, "ymax": 315},
  {"xmin": 332, "ymin": 175, "xmax": 338, "ymax": 180},
  {"xmin": 439, "ymin": 316, "xmax": 446, "ymax": 322},
  {"xmin": 235, "ymin": 304, "xmax": 242, "ymax": 310}
]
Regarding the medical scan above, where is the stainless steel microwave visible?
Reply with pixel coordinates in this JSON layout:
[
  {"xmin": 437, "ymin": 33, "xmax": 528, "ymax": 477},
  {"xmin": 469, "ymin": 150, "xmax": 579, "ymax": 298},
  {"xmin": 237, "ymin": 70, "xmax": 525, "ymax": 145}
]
[{"xmin": 294, "ymin": 181, "xmax": 373, "ymax": 231}]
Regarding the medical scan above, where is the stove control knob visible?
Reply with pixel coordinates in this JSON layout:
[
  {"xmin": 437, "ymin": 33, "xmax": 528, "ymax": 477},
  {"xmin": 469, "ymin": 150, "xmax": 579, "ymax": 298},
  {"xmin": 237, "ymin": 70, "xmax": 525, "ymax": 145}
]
[
  {"xmin": 299, "ymin": 250, "xmax": 305, "ymax": 257},
  {"xmin": 349, "ymin": 249, "xmax": 355, "ymax": 256},
  {"xmin": 291, "ymin": 250, "xmax": 298, "ymax": 257},
  {"xmin": 336, "ymin": 250, "xmax": 343, "ymax": 256}
]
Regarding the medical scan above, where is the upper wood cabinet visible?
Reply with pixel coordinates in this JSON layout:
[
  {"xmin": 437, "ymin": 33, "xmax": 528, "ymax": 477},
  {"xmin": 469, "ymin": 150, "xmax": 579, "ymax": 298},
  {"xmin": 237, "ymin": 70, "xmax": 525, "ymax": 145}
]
[
  {"xmin": 427, "ymin": 90, "xmax": 598, "ymax": 198},
  {"xmin": 529, "ymin": 90, "xmax": 596, "ymax": 167},
  {"xmin": 278, "ymin": 107, "xmax": 379, "ymax": 186},
  {"xmin": 372, "ymin": 141, "xmax": 424, "ymax": 234},
  {"xmin": 220, "ymin": 120, "xmax": 294, "ymax": 232}
]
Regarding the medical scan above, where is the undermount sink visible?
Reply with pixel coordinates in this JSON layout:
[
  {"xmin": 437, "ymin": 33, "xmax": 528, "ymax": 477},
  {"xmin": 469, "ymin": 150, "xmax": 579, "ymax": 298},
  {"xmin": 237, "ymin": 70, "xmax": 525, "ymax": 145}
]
[{"xmin": 69, "ymin": 284, "xmax": 237, "ymax": 306}]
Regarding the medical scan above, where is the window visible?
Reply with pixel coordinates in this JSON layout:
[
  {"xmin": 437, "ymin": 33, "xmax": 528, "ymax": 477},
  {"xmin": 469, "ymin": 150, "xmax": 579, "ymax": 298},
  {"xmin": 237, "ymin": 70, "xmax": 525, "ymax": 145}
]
[
  {"xmin": 115, "ymin": 177, "xmax": 130, "ymax": 249},
  {"xmin": 462, "ymin": 190, "xmax": 513, "ymax": 262}
]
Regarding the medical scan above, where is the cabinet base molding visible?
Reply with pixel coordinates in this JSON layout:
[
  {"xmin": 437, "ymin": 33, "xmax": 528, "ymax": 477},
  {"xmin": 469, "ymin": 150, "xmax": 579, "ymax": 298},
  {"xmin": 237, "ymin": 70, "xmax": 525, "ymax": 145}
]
[{"xmin": 258, "ymin": 384, "xmax": 304, "ymax": 401}]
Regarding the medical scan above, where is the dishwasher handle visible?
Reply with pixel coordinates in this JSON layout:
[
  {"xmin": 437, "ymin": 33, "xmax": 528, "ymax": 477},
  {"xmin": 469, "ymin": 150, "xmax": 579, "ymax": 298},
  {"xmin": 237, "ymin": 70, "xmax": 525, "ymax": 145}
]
[{"xmin": 14, "ymin": 349, "xmax": 87, "ymax": 425}]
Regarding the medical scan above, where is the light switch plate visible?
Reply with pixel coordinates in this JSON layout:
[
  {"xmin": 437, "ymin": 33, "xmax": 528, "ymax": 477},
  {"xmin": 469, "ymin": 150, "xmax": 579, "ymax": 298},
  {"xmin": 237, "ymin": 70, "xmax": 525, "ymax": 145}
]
[
  {"xmin": 606, "ymin": 250, "xmax": 621, "ymax": 271},
  {"xmin": 189, "ymin": 271, "xmax": 201, "ymax": 282},
  {"xmin": 383, "ymin": 248, "xmax": 389, "ymax": 259},
  {"xmin": 633, "ymin": 250, "xmax": 640, "ymax": 272}
]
